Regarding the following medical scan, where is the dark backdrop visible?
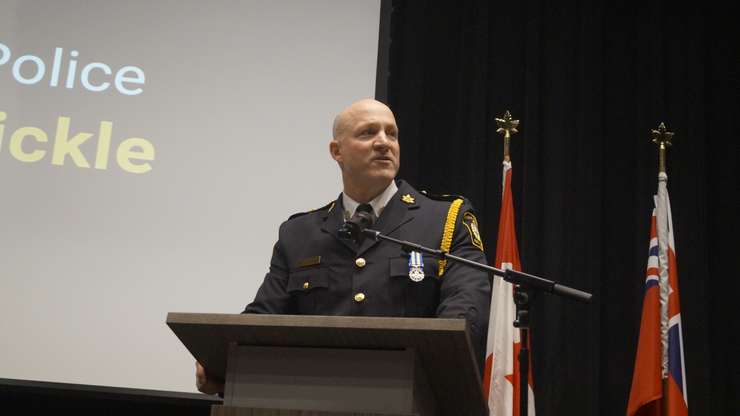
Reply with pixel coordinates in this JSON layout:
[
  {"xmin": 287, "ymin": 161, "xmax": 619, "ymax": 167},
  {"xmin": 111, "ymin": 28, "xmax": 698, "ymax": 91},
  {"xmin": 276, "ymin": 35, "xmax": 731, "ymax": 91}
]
[{"xmin": 379, "ymin": 1, "xmax": 738, "ymax": 415}]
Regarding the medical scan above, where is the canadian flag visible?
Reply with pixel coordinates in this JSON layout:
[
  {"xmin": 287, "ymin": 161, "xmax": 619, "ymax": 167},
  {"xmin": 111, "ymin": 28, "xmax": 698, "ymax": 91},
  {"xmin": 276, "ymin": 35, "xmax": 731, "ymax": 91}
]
[{"xmin": 483, "ymin": 160, "xmax": 535, "ymax": 416}]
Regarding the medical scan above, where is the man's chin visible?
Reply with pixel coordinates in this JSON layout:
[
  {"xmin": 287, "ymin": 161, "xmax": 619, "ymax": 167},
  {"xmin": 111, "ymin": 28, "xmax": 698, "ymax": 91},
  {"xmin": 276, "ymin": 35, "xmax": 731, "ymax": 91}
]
[
  {"xmin": 373, "ymin": 168, "xmax": 398, "ymax": 180},
  {"xmin": 363, "ymin": 170, "xmax": 397, "ymax": 186}
]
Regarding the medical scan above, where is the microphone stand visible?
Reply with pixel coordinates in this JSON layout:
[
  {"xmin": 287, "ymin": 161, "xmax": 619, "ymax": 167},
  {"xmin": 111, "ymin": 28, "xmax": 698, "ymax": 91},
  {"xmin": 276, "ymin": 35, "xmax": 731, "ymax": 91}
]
[{"xmin": 361, "ymin": 228, "xmax": 592, "ymax": 416}]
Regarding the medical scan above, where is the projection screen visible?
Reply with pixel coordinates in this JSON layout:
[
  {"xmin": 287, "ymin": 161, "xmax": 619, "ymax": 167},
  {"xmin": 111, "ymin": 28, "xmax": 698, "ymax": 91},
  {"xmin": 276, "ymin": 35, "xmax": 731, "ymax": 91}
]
[{"xmin": 0, "ymin": 0, "xmax": 381, "ymax": 392}]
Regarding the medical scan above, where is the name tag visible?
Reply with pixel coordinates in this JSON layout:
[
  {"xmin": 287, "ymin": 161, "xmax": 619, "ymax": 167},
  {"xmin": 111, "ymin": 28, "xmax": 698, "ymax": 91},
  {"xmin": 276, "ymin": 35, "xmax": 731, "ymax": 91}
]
[{"xmin": 296, "ymin": 256, "xmax": 321, "ymax": 268}]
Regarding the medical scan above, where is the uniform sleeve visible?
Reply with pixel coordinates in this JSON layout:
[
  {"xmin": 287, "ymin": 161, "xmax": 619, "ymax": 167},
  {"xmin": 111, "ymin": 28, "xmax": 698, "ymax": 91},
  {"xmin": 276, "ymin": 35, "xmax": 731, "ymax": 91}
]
[
  {"xmin": 243, "ymin": 224, "xmax": 295, "ymax": 314},
  {"xmin": 435, "ymin": 199, "xmax": 492, "ymax": 368}
]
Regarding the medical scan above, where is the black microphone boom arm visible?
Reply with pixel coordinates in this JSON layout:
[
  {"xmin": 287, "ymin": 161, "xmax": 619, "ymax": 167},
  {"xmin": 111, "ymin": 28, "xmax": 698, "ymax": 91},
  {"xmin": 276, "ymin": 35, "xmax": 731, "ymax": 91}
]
[{"xmin": 362, "ymin": 228, "xmax": 591, "ymax": 303}]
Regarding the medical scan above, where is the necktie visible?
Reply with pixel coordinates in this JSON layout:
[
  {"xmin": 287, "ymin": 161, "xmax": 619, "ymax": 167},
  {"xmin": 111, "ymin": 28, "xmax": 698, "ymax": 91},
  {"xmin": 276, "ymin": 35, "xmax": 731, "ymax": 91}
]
[
  {"xmin": 354, "ymin": 203, "xmax": 376, "ymax": 243},
  {"xmin": 356, "ymin": 203, "xmax": 375, "ymax": 220}
]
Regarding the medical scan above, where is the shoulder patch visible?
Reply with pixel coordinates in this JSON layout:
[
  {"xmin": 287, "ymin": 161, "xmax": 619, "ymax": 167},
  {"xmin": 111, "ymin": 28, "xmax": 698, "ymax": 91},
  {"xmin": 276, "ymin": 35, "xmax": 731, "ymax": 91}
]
[
  {"xmin": 420, "ymin": 190, "xmax": 465, "ymax": 202},
  {"xmin": 288, "ymin": 201, "xmax": 335, "ymax": 220},
  {"xmin": 462, "ymin": 211, "xmax": 484, "ymax": 251}
]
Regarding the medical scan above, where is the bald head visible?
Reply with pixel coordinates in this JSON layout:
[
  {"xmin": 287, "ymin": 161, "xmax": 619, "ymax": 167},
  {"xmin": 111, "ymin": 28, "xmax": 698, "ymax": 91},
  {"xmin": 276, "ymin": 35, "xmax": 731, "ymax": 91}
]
[
  {"xmin": 332, "ymin": 99, "xmax": 394, "ymax": 140},
  {"xmin": 329, "ymin": 98, "xmax": 400, "ymax": 202}
]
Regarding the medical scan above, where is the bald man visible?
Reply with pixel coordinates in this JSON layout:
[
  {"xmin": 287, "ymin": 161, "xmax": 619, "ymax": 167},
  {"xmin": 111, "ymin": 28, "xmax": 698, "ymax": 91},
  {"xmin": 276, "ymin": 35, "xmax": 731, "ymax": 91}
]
[{"xmin": 196, "ymin": 99, "xmax": 491, "ymax": 394}]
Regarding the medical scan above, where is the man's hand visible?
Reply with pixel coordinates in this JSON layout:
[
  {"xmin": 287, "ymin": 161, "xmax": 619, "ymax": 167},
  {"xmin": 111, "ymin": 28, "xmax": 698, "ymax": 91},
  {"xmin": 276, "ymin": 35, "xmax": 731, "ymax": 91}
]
[{"xmin": 195, "ymin": 361, "xmax": 224, "ymax": 395}]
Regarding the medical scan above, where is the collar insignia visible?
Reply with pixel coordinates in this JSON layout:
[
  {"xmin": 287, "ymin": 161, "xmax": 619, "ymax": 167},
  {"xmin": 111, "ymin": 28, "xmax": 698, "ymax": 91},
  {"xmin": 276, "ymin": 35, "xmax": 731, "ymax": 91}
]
[{"xmin": 401, "ymin": 194, "xmax": 415, "ymax": 204}]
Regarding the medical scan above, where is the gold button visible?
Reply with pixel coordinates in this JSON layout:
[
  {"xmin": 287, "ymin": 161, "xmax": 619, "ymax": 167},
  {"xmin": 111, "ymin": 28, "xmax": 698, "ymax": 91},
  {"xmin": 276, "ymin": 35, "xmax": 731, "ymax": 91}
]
[
  {"xmin": 355, "ymin": 257, "xmax": 366, "ymax": 268},
  {"xmin": 353, "ymin": 293, "xmax": 366, "ymax": 302},
  {"xmin": 303, "ymin": 282, "xmax": 309, "ymax": 289}
]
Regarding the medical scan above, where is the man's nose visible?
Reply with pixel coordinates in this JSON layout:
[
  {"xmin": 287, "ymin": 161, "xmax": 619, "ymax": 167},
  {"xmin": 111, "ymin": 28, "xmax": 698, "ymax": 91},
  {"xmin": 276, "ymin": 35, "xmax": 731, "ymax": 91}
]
[{"xmin": 373, "ymin": 132, "xmax": 390, "ymax": 149}]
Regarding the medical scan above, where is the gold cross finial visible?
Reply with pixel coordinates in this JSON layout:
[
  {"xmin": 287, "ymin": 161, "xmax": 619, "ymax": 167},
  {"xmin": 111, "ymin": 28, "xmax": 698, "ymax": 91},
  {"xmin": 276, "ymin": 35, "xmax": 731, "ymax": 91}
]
[
  {"xmin": 495, "ymin": 110, "xmax": 519, "ymax": 161},
  {"xmin": 651, "ymin": 122, "xmax": 674, "ymax": 174}
]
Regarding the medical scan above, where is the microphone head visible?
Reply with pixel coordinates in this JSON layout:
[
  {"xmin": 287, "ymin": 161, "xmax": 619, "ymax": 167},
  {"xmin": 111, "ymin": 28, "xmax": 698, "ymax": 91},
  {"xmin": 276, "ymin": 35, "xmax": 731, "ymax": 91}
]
[
  {"xmin": 337, "ymin": 224, "xmax": 354, "ymax": 240},
  {"xmin": 338, "ymin": 204, "xmax": 375, "ymax": 242}
]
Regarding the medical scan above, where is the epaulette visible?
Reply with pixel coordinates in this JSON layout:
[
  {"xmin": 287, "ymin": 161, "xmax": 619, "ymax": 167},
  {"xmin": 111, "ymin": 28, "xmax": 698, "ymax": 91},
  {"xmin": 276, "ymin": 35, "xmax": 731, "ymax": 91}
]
[
  {"xmin": 288, "ymin": 201, "xmax": 336, "ymax": 220},
  {"xmin": 420, "ymin": 190, "xmax": 466, "ymax": 202}
]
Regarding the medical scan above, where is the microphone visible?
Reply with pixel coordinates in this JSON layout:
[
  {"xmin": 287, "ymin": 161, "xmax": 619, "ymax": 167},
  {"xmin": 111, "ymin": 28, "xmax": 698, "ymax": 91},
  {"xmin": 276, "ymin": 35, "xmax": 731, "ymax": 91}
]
[{"xmin": 338, "ymin": 203, "xmax": 375, "ymax": 243}]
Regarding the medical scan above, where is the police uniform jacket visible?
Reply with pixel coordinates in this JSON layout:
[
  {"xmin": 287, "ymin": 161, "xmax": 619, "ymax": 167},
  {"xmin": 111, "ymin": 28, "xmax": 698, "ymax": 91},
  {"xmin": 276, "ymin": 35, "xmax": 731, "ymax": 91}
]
[{"xmin": 244, "ymin": 180, "xmax": 491, "ymax": 359}]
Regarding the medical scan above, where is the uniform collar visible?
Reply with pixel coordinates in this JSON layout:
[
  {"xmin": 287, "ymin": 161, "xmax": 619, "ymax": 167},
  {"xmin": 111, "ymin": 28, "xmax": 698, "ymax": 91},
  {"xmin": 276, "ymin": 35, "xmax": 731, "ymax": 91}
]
[
  {"xmin": 342, "ymin": 180, "xmax": 398, "ymax": 219},
  {"xmin": 321, "ymin": 180, "xmax": 417, "ymax": 255}
]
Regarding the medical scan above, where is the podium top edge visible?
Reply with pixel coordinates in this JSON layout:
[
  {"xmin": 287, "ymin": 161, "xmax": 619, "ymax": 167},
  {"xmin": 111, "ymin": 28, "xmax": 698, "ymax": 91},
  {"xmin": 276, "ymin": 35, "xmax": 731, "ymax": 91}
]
[{"xmin": 166, "ymin": 312, "xmax": 468, "ymax": 332}]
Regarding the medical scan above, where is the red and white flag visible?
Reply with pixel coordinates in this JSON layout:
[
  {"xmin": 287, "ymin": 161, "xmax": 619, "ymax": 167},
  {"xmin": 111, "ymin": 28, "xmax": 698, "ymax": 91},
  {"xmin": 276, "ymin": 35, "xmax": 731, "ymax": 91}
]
[
  {"xmin": 483, "ymin": 160, "xmax": 535, "ymax": 416},
  {"xmin": 627, "ymin": 172, "xmax": 688, "ymax": 416}
]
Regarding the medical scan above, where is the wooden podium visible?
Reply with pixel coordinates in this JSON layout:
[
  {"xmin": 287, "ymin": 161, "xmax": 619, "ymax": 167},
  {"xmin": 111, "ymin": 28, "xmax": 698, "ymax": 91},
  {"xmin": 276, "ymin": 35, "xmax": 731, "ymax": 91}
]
[{"xmin": 167, "ymin": 313, "xmax": 487, "ymax": 416}]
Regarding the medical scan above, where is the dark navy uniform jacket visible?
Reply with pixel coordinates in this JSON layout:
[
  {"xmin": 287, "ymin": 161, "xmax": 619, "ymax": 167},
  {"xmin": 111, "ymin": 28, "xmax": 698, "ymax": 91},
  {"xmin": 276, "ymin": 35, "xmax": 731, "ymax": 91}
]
[{"xmin": 244, "ymin": 180, "xmax": 491, "ymax": 362}]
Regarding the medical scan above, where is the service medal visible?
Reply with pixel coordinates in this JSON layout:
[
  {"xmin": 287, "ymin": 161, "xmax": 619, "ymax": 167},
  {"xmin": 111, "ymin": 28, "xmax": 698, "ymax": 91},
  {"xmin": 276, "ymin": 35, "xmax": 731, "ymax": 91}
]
[{"xmin": 408, "ymin": 251, "xmax": 425, "ymax": 282}]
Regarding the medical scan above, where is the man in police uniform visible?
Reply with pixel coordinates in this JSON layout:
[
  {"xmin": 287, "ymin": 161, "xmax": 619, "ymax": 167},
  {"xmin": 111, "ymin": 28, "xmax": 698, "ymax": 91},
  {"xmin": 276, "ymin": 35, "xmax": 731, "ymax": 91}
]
[{"xmin": 196, "ymin": 98, "xmax": 491, "ymax": 394}]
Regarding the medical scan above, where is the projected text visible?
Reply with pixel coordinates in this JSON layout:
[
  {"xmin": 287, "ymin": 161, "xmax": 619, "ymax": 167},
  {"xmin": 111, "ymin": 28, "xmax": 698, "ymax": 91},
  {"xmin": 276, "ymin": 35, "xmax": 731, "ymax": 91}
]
[
  {"xmin": 0, "ymin": 111, "xmax": 155, "ymax": 174},
  {"xmin": 0, "ymin": 42, "xmax": 145, "ymax": 95}
]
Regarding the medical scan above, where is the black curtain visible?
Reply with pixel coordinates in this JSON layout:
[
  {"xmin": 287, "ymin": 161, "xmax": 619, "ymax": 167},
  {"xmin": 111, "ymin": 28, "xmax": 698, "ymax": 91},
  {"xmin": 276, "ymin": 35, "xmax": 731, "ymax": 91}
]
[{"xmin": 383, "ymin": 1, "xmax": 738, "ymax": 414}]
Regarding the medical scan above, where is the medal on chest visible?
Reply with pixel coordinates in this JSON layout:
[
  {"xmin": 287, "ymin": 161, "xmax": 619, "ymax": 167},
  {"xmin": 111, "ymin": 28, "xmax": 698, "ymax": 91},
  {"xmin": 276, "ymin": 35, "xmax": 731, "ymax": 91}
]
[{"xmin": 408, "ymin": 251, "xmax": 425, "ymax": 282}]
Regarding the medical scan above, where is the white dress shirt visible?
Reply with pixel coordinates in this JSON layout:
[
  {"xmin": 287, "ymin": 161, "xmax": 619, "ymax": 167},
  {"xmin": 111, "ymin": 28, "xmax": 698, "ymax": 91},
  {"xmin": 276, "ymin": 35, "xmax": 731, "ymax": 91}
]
[{"xmin": 342, "ymin": 181, "xmax": 399, "ymax": 220}]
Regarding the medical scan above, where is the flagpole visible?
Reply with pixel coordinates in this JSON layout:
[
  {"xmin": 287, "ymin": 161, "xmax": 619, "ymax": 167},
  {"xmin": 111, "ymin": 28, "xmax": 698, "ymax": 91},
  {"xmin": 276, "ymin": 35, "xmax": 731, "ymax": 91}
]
[
  {"xmin": 496, "ymin": 110, "xmax": 518, "ymax": 163},
  {"xmin": 495, "ymin": 111, "xmax": 532, "ymax": 416},
  {"xmin": 651, "ymin": 122, "xmax": 673, "ymax": 176},
  {"xmin": 650, "ymin": 122, "xmax": 674, "ymax": 416}
]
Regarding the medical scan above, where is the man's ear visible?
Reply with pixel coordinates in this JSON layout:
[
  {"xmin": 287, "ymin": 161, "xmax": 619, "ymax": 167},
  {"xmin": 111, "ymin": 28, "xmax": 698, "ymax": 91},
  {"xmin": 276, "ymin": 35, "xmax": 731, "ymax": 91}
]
[{"xmin": 329, "ymin": 140, "xmax": 342, "ymax": 163}]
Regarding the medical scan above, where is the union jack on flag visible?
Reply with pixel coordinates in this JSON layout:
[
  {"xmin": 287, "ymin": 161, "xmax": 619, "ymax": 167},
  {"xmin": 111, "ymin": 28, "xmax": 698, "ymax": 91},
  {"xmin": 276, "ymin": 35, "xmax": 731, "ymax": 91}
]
[{"xmin": 627, "ymin": 172, "xmax": 688, "ymax": 416}]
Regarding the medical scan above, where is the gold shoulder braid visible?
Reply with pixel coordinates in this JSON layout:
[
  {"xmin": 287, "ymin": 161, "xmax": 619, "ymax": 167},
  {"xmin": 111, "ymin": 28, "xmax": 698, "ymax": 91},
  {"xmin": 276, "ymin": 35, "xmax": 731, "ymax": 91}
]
[{"xmin": 438, "ymin": 198, "xmax": 464, "ymax": 277}]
